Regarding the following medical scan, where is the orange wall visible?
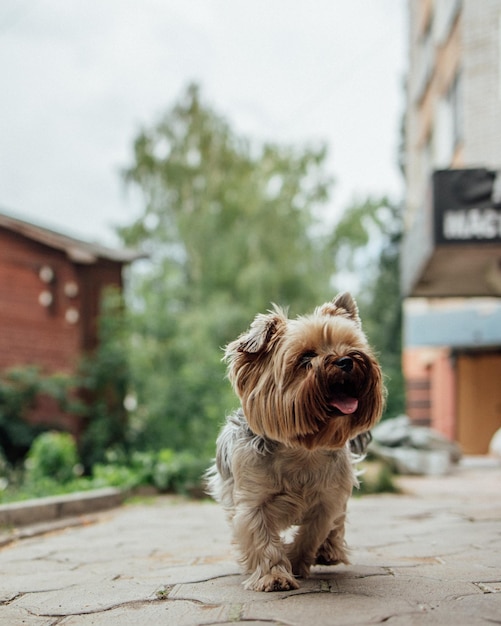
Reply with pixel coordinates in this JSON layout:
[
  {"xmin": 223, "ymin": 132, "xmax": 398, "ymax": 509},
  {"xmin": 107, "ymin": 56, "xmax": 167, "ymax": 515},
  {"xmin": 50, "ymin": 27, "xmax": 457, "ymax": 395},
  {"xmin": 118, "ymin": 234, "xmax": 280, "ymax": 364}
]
[{"xmin": 403, "ymin": 346, "xmax": 456, "ymax": 440}]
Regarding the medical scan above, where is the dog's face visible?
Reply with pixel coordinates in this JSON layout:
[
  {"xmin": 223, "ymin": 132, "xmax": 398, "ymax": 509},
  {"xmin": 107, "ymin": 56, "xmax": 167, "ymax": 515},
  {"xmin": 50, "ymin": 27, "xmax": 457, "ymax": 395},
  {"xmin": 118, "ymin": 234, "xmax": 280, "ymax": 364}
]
[{"xmin": 224, "ymin": 293, "xmax": 385, "ymax": 450}]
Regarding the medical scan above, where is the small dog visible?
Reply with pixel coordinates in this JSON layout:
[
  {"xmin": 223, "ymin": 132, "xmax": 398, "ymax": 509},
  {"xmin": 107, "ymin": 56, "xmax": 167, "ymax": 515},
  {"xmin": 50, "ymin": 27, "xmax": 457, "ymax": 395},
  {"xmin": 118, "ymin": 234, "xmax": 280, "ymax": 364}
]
[{"xmin": 206, "ymin": 293, "xmax": 385, "ymax": 592}]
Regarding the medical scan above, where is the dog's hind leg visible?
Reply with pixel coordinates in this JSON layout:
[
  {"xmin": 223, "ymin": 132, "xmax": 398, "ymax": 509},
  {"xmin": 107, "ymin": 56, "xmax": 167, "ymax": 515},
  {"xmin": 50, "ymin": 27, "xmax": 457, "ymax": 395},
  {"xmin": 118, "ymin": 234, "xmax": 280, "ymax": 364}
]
[
  {"xmin": 314, "ymin": 511, "xmax": 350, "ymax": 567},
  {"xmin": 287, "ymin": 502, "xmax": 341, "ymax": 578}
]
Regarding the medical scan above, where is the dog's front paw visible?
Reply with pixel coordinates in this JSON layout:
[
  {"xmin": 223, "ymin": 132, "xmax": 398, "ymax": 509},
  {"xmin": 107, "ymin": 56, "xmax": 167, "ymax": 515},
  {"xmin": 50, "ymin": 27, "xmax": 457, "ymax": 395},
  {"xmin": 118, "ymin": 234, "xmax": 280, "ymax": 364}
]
[{"xmin": 244, "ymin": 568, "xmax": 299, "ymax": 592}]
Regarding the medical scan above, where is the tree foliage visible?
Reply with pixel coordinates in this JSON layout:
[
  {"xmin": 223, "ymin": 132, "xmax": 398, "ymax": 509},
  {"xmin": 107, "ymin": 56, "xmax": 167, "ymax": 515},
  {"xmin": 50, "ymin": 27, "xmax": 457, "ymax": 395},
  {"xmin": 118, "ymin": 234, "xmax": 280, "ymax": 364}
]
[
  {"xmin": 330, "ymin": 196, "xmax": 405, "ymax": 418},
  {"xmin": 78, "ymin": 287, "xmax": 130, "ymax": 470},
  {"xmin": 119, "ymin": 84, "xmax": 336, "ymax": 454},
  {"xmin": 118, "ymin": 84, "xmax": 405, "ymax": 455}
]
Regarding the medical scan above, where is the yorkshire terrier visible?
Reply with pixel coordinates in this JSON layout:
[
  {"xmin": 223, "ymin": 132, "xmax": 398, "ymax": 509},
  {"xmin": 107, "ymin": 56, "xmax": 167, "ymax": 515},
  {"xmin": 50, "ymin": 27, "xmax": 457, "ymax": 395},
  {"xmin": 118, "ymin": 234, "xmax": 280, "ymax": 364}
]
[{"xmin": 206, "ymin": 293, "xmax": 385, "ymax": 592}]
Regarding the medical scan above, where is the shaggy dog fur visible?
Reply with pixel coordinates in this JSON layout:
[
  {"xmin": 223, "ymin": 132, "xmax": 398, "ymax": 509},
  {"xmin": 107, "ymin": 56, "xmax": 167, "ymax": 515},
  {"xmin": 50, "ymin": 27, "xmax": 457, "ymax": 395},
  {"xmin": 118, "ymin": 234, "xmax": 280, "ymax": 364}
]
[{"xmin": 206, "ymin": 293, "xmax": 385, "ymax": 591}]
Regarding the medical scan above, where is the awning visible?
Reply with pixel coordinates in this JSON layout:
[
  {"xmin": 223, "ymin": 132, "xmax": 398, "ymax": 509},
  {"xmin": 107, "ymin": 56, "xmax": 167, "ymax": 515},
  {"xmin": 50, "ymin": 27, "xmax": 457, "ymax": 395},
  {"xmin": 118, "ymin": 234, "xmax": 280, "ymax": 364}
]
[{"xmin": 401, "ymin": 169, "xmax": 501, "ymax": 297}]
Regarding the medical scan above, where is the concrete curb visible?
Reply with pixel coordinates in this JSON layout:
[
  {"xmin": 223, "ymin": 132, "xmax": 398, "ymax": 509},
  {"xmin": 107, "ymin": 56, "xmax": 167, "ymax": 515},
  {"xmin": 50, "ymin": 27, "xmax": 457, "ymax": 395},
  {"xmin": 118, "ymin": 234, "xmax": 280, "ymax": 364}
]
[{"xmin": 0, "ymin": 487, "xmax": 124, "ymax": 527}]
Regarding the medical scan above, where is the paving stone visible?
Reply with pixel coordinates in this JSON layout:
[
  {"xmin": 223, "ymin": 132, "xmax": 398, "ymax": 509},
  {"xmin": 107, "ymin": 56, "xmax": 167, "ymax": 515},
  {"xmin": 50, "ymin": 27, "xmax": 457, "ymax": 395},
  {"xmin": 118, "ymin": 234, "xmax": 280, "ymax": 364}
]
[
  {"xmin": 58, "ymin": 600, "xmax": 228, "ymax": 626},
  {"xmin": 242, "ymin": 591, "xmax": 415, "ymax": 626},
  {"xmin": 11, "ymin": 579, "xmax": 160, "ymax": 616},
  {"xmin": 0, "ymin": 460, "xmax": 500, "ymax": 624},
  {"xmin": 0, "ymin": 606, "xmax": 55, "ymax": 626}
]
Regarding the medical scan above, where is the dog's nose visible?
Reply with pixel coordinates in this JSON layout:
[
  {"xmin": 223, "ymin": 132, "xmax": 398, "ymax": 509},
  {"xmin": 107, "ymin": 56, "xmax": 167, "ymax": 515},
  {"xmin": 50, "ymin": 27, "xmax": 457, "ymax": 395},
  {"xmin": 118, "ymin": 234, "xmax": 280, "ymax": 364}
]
[{"xmin": 335, "ymin": 356, "xmax": 353, "ymax": 372}]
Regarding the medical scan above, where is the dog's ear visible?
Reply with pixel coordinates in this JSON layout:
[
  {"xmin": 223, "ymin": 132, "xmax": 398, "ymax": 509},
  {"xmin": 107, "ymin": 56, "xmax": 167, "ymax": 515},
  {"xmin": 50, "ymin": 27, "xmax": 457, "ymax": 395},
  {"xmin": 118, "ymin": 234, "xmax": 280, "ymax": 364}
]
[
  {"xmin": 233, "ymin": 307, "xmax": 287, "ymax": 355},
  {"xmin": 333, "ymin": 292, "xmax": 360, "ymax": 323},
  {"xmin": 317, "ymin": 292, "xmax": 361, "ymax": 326}
]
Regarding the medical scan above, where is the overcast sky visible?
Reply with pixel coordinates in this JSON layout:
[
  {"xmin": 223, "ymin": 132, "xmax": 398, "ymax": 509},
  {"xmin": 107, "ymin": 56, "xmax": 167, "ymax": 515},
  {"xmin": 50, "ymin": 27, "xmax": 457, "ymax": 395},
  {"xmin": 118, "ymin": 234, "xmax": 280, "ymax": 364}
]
[{"xmin": 0, "ymin": 0, "xmax": 407, "ymax": 247}]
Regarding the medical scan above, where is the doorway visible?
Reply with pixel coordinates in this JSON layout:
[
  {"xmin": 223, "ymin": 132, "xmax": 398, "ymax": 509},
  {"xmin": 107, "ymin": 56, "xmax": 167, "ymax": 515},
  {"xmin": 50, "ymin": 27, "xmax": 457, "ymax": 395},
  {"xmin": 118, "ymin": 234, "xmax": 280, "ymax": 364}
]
[{"xmin": 456, "ymin": 351, "xmax": 501, "ymax": 454}]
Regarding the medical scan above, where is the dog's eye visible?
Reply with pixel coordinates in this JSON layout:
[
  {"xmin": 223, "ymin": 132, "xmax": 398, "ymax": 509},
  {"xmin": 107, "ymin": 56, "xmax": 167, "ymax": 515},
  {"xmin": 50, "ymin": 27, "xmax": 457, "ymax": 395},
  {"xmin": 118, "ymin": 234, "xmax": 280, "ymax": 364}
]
[{"xmin": 298, "ymin": 351, "xmax": 317, "ymax": 368}]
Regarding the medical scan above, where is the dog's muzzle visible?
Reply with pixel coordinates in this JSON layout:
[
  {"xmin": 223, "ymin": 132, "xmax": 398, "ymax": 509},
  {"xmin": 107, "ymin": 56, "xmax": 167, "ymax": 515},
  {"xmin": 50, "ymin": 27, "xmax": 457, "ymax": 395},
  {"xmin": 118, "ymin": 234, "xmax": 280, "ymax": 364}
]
[{"xmin": 324, "ymin": 363, "xmax": 358, "ymax": 415}]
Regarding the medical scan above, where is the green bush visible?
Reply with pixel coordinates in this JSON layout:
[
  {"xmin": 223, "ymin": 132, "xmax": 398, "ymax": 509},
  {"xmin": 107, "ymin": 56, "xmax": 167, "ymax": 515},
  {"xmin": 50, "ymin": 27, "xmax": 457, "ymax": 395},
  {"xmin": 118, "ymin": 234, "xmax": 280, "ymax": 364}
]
[
  {"xmin": 0, "ymin": 415, "xmax": 212, "ymax": 502},
  {"xmin": 151, "ymin": 449, "xmax": 176, "ymax": 491},
  {"xmin": 91, "ymin": 463, "xmax": 142, "ymax": 490},
  {"xmin": 162, "ymin": 452, "xmax": 208, "ymax": 496},
  {"xmin": 355, "ymin": 460, "xmax": 399, "ymax": 495},
  {"xmin": 0, "ymin": 367, "xmax": 76, "ymax": 465},
  {"xmin": 0, "ymin": 447, "xmax": 9, "ymax": 492},
  {"xmin": 90, "ymin": 448, "xmax": 209, "ymax": 496},
  {"xmin": 25, "ymin": 431, "xmax": 79, "ymax": 484},
  {"xmin": 150, "ymin": 449, "xmax": 207, "ymax": 495}
]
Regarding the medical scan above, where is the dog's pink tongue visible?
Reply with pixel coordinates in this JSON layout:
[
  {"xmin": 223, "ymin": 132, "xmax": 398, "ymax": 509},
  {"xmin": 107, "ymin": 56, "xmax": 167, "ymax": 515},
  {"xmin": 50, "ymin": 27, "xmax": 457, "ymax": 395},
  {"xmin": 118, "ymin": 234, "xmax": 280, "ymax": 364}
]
[{"xmin": 330, "ymin": 395, "xmax": 359, "ymax": 414}]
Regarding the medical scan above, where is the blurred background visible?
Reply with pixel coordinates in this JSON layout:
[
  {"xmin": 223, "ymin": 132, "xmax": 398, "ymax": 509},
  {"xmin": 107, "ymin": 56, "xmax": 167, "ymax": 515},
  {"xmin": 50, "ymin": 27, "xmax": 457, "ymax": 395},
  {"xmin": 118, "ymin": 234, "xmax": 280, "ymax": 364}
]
[
  {"xmin": 0, "ymin": 0, "xmax": 404, "ymax": 243},
  {"xmin": 1, "ymin": 0, "xmax": 500, "ymax": 500}
]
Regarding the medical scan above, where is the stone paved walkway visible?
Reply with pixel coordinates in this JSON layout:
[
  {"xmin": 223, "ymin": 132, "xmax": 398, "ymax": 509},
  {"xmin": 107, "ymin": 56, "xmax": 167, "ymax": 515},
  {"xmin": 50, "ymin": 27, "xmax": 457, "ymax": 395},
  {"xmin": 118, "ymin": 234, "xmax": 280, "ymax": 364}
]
[{"xmin": 1, "ymin": 459, "xmax": 500, "ymax": 625}]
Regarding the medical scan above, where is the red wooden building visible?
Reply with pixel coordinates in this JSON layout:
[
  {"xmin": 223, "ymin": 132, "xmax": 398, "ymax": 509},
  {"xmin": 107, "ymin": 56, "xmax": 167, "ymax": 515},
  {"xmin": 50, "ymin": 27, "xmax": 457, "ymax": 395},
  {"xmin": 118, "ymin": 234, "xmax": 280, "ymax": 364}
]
[{"xmin": 0, "ymin": 210, "xmax": 142, "ymax": 436}]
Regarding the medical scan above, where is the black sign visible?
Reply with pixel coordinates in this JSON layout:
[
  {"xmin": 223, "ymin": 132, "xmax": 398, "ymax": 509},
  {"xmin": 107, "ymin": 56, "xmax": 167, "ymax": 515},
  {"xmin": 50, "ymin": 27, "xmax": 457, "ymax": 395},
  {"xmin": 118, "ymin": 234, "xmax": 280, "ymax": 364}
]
[{"xmin": 433, "ymin": 169, "xmax": 501, "ymax": 244}]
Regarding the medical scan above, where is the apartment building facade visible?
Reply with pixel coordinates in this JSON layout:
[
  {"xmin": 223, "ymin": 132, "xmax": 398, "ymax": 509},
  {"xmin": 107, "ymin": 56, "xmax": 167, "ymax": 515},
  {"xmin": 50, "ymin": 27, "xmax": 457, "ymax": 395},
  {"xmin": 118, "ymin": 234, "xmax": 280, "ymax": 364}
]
[{"xmin": 402, "ymin": 0, "xmax": 501, "ymax": 453}]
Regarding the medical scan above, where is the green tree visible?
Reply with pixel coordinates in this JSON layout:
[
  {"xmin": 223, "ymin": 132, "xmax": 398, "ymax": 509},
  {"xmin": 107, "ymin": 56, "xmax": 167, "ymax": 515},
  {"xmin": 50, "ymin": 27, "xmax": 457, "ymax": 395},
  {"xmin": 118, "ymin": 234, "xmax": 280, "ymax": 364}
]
[
  {"xmin": 119, "ymin": 84, "xmax": 335, "ymax": 454},
  {"xmin": 78, "ymin": 287, "xmax": 130, "ymax": 470},
  {"xmin": 330, "ymin": 196, "xmax": 405, "ymax": 418}
]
